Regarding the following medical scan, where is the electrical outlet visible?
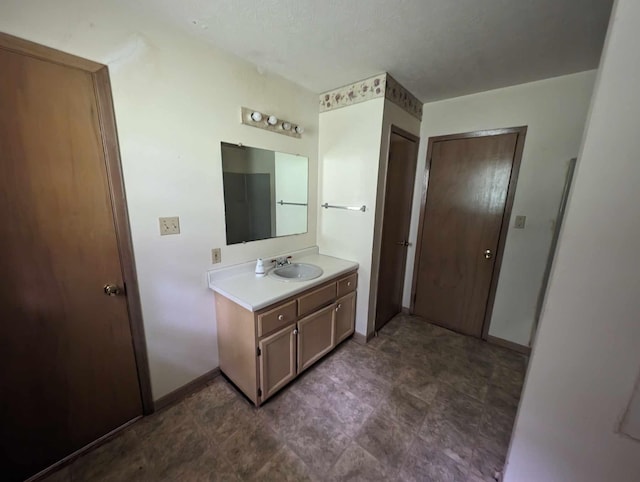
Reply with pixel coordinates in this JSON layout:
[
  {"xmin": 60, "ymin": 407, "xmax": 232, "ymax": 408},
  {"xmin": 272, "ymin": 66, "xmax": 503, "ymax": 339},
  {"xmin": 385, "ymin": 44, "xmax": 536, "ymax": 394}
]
[
  {"xmin": 514, "ymin": 215, "xmax": 526, "ymax": 229},
  {"xmin": 212, "ymin": 248, "xmax": 221, "ymax": 264},
  {"xmin": 159, "ymin": 216, "xmax": 180, "ymax": 235}
]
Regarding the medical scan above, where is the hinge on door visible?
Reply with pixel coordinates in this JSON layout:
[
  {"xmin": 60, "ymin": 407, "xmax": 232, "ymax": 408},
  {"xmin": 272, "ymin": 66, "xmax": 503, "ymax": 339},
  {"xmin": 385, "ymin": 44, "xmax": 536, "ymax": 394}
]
[
  {"xmin": 257, "ymin": 388, "xmax": 262, "ymax": 397},
  {"xmin": 257, "ymin": 347, "xmax": 261, "ymax": 357}
]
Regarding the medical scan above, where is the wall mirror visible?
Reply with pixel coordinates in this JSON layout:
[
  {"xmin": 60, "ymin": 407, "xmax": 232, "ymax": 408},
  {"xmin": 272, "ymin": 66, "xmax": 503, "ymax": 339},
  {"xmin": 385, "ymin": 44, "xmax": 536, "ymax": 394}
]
[{"xmin": 221, "ymin": 142, "xmax": 308, "ymax": 245}]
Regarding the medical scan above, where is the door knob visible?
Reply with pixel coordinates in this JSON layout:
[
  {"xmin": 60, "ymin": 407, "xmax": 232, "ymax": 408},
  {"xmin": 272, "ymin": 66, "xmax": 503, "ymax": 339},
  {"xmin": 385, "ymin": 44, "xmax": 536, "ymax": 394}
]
[
  {"xmin": 484, "ymin": 249, "xmax": 493, "ymax": 260},
  {"xmin": 396, "ymin": 240, "xmax": 410, "ymax": 247},
  {"xmin": 103, "ymin": 284, "xmax": 123, "ymax": 296}
]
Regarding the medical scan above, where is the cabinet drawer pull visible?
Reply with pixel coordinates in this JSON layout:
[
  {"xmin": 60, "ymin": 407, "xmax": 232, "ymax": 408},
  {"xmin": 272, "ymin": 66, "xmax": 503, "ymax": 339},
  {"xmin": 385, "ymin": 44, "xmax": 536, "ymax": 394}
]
[
  {"xmin": 278, "ymin": 314, "xmax": 284, "ymax": 321},
  {"xmin": 337, "ymin": 274, "xmax": 357, "ymax": 298}
]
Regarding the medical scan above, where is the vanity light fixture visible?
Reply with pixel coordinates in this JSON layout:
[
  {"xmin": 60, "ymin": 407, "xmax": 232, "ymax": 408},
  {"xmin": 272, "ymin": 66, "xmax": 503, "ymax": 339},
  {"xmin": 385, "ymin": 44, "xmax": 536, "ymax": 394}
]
[{"xmin": 241, "ymin": 107, "xmax": 303, "ymax": 139}]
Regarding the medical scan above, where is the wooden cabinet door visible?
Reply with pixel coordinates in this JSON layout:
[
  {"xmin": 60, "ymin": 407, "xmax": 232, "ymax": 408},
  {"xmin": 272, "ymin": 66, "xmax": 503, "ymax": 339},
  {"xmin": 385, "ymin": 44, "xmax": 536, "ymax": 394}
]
[
  {"xmin": 297, "ymin": 304, "xmax": 335, "ymax": 373},
  {"xmin": 259, "ymin": 323, "xmax": 297, "ymax": 402},
  {"xmin": 335, "ymin": 292, "xmax": 356, "ymax": 345}
]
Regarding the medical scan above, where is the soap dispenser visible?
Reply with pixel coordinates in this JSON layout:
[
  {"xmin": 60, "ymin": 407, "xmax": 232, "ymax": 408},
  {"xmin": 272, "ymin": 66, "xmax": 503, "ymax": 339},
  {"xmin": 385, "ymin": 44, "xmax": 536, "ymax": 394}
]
[{"xmin": 255, "ymin": 258, "xmax": 265, "ymax": 277}]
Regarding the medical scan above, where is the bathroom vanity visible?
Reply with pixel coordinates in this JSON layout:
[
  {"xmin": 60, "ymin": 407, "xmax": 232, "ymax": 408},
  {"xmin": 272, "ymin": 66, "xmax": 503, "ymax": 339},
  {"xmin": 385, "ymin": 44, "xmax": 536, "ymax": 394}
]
[{"xmin": 208, "ymin": 251, "xmax": 358, "ymax": 406}]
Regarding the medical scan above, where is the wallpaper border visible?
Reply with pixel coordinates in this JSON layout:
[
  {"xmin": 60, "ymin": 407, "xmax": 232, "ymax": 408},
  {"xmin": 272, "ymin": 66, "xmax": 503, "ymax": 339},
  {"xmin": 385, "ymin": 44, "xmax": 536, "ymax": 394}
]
[{"xmin": 319, "ymin": 73, "xmax": 422, "ymax": 120}]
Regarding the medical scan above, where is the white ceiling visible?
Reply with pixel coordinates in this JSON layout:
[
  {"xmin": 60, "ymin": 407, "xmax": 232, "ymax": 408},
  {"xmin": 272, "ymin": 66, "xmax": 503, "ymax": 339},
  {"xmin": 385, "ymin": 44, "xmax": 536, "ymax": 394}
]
[{"xmin": 131, "ymin": 0, "xmax": 613, "ymax": 102}]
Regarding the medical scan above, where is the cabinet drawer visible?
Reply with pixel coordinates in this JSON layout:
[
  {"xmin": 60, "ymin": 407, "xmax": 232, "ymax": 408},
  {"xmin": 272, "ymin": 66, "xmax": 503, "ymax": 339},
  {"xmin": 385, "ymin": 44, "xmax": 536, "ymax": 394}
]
[
  {"xmin": 257, "ymin": 300, "xmax": 297, "ymax": 337},
  {"xmin": 337, "ymin": 273, "xmax": 357, "ymax": 298},
  {"xmin": 298, "ymin": 283, "xmax": 336, "ymax": 317}
]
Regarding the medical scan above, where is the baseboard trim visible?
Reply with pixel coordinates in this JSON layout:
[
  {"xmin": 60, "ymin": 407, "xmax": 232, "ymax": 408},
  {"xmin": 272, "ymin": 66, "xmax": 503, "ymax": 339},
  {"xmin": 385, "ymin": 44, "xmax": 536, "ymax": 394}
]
[
  {"xmin": 352, "ymin": 332, "xmax": 375, "ymax": 345},
  {"xmin": 154, "ymin": 367, "xmax": 221, "ymax": 412},
  {"xmin": 487, "ymin": 335, "xmax": 531, "ymax": 355},
  {"xmin": 28, "ymin": 416, "xmax": 141, "ymax": 481}
]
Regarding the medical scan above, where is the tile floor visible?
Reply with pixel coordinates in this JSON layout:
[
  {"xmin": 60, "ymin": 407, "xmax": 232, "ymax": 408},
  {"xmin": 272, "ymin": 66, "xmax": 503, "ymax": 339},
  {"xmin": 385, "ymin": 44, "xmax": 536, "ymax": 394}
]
[{"xmin": 43, "ymin": 314, "xmax": 527, "ymax": 482}]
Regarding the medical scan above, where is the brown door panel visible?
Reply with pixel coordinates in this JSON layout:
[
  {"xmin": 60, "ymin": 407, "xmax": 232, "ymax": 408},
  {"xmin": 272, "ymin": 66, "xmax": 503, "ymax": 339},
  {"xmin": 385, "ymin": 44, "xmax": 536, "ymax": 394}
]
[
  {"xmin": 375, "ymin": 130, "xmax": 419, "ymax": 330},
  {"xmin": 413, "ymin": 131, "xmax": 523, "ymax": 337},
  {"xmin": 0, "ymin": 45, "xmax": 142, "ymax": 479}
]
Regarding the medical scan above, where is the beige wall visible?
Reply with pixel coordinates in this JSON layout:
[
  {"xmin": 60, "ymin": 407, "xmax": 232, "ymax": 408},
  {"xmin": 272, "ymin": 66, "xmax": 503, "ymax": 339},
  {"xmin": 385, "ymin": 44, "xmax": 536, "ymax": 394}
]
[
  {"xmin": 506, "ymin": 0, "xmax": 640, "ymax": 479},
  {"xmin": 407, "ymin": 71, "xmax": 597, "ymax": 346},
  {"xmin": 0, "ymin": 0, "xmax": 319, "ymax": 400},
  {"xmin": 317, "ymin": 98, "xmax": 385, "ymax": 335},
  {"xmin": 318, "ymin": 98, "xmax": 420, "ymax": 337}
]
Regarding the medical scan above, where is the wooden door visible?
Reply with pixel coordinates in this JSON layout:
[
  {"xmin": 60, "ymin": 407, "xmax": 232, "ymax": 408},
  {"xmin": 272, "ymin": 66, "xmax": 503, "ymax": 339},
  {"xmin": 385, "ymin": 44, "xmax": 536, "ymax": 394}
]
[
  {"xmin": 297, "ymin": 304, "xmax": 335, "ymax": 373},
  {"xmin": 375, "ymin": 129, "xmax": 419, "ymax": 330},
  {"xmin": 259, "ymin": 324, "xmax": 297, "ymax": 402},
  {"xmin": 0, "ymin": 38, "xmax": 144, "ymax": 480},
  {"xmin": 412, "ymin": 128, "xmax": 525, "ymax": 337},
  {"xmin": 334, "ymin": 292, "xmax": 357, "ymax": 345}
]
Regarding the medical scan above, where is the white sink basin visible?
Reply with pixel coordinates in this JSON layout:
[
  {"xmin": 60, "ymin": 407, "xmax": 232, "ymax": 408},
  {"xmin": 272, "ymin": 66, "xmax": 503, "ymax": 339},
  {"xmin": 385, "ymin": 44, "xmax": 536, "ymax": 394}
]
[{"xmin": 268, "ymin": 263, "xmax": 323, "ymax": 282}]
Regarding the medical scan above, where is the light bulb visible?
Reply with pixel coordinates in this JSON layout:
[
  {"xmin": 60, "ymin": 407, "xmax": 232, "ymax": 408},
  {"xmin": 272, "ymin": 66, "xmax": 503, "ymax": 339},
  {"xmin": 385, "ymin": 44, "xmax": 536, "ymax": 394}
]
[
  {"xmin": 295, "ymin": 125, "xmax": 304, "ymax": 134},
  {"xmin": 282, "ymin": 122, "xmax": 291, "ymax": 131},
  {"xmin": 250, "ymin": 111, "xmax": 262, "ymax": 122},
  {"xmin": 267, "ymin": 115, "xmax": 278, "ymax": 126}
]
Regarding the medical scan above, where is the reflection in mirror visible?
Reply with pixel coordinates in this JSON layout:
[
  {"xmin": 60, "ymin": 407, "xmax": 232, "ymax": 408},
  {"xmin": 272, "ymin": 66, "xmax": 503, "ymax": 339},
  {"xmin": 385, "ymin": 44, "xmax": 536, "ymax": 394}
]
[{"xmin": 221, "ymin": 142, "xmax": 308, "ymax": 245}]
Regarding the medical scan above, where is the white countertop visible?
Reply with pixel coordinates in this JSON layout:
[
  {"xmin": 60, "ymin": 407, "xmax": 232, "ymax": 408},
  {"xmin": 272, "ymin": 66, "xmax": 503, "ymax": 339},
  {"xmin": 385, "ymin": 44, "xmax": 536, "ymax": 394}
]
[{"xmin": 207, "ymin": 248, "xmax": 358, "ymax": 311}]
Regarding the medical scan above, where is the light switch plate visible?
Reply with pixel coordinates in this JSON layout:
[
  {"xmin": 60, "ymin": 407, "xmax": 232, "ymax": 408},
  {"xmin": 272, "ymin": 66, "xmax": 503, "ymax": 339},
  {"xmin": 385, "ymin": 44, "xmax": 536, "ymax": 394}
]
[
  {"xmin": 212, "ymin": 248, "xmax": 221, "ymax": 264},
  {"xmin": 514, "ymin": 215, "xmax": 526, "ymax": 229},
  {"xmin": 159, "ymin": 216, "xmax": 180, "ymax": 235}
]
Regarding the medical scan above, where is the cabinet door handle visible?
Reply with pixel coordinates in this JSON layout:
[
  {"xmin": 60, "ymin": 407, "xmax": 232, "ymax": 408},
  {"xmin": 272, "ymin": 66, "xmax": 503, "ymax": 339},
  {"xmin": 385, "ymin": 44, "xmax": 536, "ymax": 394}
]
[
  {"xmin": 336, "ymin": 303, "xmax": 342, "ymax": 312},
  {"xmin": 293, "ymin": 328, "xmax": 298, "ymax": 335},
  {"xmin": 347, "ymin": 281, "xmax": 351, "ymax": 287},
  {"xmin": 278, "ymin": 314, "xmax": 284, "ymax": 321}
]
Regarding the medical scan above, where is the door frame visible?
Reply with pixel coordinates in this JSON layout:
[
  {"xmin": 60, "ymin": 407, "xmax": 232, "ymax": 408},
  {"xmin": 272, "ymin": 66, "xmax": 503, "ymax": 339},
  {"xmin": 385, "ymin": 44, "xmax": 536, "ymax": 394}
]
[
  {"xmin": 0, "ymin": 32, "xmax": 154, "ymax": 414},
  {"xmin": 369, "ymin": 124, "xmax": 420, "ymax": 334},
  {"xmin": 410, "ymin": 126, "xmax": 527, "ymax": 340}
]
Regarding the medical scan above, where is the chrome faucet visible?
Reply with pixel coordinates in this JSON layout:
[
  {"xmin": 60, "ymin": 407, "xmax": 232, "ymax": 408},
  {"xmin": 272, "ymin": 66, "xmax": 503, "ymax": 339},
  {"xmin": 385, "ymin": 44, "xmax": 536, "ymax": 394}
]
[{"xmin": 272, "ymin": 256, "xmax": 292, "ymax": 267}]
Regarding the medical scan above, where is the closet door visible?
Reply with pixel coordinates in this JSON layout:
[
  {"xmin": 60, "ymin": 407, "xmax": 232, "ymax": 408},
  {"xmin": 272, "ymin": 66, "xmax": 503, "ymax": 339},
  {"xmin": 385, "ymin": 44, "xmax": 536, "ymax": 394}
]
[
  {"xmin": 412, "ymin": 129, "xmax": 525, "ymax": 337},
  {"xmin": 0, "ymin": 38, "xmax": 143, "ymax": 480}
]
